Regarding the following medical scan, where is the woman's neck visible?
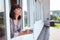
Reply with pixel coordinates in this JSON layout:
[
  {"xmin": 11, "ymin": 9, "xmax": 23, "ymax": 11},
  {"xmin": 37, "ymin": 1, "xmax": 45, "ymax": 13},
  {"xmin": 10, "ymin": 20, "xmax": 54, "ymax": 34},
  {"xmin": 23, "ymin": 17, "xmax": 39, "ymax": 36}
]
[
  {"xmin": 14, "ymin": 15, "xmax": 18, "ymax": 26},
  {"xmin": 15, "ymin": 15, "xmax": 19, "ymax": 20}
]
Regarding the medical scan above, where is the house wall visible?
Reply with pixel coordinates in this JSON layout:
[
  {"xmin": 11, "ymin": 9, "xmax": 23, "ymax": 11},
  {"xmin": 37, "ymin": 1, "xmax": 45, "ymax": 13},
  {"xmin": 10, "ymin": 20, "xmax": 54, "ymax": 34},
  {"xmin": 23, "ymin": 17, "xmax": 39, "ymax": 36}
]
[
  {"xmin": 39, "ymin": 0, "xmax": 50, "ymax": 27},
  {"xmin": 33, "ymin": 0, "xmax": 44, "ymax": 40},
  {"xmin": 4, "ymin": 0, "xmax": 50, "ymax": 40},
  {"xmin": 37, "ymin": 0, "xmax": 50, "ymax": 25},
  {"xmin": 36, "ymin": 0, "xmax": 50, "ymax": 40},
  {"xmin": 43, "ymin": 0, "xmax": 50, "ymax": 20}
]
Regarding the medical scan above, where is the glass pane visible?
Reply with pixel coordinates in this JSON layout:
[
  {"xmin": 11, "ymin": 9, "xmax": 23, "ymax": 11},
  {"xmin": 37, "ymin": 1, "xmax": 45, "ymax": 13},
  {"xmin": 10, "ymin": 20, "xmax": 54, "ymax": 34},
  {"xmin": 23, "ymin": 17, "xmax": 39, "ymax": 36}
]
[
  {"xmin": 0, "ymin": 0, "xmax": 5, "ymax": 40},
  {"xmin": 24, "ymin": 11, "xmax": 28, "ymax": 27},
  {"xmin": 23, "ymin": 0, "xmax": 28, "ymax": 27},
  {"xmin": 24, "ymin": 0, "xmax": 30, "ymax": 27}
]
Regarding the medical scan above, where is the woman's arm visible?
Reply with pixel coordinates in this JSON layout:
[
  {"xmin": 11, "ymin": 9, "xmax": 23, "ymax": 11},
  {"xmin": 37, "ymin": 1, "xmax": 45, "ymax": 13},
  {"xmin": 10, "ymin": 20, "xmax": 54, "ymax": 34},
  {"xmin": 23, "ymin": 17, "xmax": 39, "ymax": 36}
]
[{"xmin": 10, "ymin": 19, "xmax": 14, "ymax": 38}]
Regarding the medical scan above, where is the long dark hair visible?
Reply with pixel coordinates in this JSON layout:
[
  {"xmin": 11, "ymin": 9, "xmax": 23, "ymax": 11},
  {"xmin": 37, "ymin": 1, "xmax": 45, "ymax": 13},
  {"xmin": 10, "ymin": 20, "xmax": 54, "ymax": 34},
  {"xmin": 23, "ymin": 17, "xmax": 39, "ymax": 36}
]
[{"xmin": 10, "ymin": 4, "xmax": 22, "ymax": 20}]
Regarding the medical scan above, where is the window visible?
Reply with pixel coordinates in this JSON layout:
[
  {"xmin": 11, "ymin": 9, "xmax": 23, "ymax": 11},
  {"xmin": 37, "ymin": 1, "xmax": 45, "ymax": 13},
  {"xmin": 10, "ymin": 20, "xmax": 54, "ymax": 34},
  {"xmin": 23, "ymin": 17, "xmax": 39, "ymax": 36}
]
[
  {"xmin": 23, "ymin": 0, "xmax": 30, "ymax": 27},
  {"xmin": 0, "ymin": 0, "xmax": 5, "ymax": 39},
  {"xmin": 9, "ymin": 0, "xmax": 33, "ymax": 39},
  {"xmin": 24, "ymin": 11, "xmax": 28, "ymax": 27}
]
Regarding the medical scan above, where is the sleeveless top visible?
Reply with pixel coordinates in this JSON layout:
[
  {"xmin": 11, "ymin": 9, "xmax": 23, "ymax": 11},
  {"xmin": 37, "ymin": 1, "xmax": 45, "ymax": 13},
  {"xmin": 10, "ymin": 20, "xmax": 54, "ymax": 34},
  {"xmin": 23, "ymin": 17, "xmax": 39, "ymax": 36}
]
[{"xmin": 10, "ymin": 18, "xmax": 23, "ymax": 38}]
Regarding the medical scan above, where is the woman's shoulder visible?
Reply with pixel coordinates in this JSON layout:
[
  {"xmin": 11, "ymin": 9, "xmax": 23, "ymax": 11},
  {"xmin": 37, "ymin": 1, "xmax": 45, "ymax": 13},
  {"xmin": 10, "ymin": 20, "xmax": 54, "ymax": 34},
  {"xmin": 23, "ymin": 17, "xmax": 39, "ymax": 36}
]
[
  {"xmin": 18, "ymin": 18, "xmax": 23, "ymax": 24},
  {"xmin": 10, "ymin": 18, "xmax": 13, "ymax": 23}
]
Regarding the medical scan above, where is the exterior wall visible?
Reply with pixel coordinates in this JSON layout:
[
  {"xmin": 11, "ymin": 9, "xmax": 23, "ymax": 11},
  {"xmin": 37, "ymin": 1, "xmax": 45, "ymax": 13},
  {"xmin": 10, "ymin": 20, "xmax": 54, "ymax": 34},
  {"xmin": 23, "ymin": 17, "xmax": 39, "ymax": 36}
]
[
  {"xmin": 37, "ymin": 27, "xmax": 46, "ymax": 40},
  {"xmin": 33, "ymin": 0, "xmax": 44, "ymax": 40},
  {"xmin": 37, "ymin": 0, "xmax": 50, "ymax": 26},
  {"xmin": 43, "ymin": 0, "xmax": 50, "ymax": 20},
  {"xmin": 4, "ymin": 0, "xmax": 50, "ymax": 40},
  {"xmin": 37, "ymin": 26, "xmax": 49, "ymax": 40},
  {"xmin": 37, "ymin": 0, "xmax": 50, "ymax": 40},
  {"xmin": 41, "ymin": 0, "xmax": 50, "ymax": 27}
]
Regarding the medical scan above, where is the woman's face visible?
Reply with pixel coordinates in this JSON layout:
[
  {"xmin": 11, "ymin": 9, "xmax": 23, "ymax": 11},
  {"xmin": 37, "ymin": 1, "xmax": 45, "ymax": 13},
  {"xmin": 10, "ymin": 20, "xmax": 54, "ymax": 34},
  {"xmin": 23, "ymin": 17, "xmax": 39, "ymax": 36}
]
[{"xmin": 14, "ymin": 8, "xmax": 22, "ymax": 16}]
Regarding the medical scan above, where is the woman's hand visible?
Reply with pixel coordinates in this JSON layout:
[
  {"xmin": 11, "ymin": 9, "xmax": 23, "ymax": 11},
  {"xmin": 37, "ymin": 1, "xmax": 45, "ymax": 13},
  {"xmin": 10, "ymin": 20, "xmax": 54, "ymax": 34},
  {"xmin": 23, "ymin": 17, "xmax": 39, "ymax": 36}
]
[{"xmin": 18, "ymin": 29, "xmax": 32, "ymax": 36}]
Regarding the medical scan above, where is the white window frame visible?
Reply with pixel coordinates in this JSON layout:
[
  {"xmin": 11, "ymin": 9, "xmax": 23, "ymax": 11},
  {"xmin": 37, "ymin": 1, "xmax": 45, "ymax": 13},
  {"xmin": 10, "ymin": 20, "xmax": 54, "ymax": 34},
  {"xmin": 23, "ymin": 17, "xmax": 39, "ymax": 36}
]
[
  {"xmin": 22, "ymin": 0, "xmax": 33, "ymax": 30},
  {"xmin": 5, "ymin": 0, "xmax": 11, "ymax": 40},
  {"xmin": 5, "ymin": 0, "xmax": 34, "ymax": 40}
]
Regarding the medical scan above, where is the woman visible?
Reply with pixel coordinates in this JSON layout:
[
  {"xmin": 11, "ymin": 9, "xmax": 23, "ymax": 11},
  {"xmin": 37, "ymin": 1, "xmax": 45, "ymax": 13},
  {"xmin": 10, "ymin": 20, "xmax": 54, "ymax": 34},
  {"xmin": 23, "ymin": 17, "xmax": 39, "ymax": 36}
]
[{"xmin": 10, "ymin": 4, "xmax": 23, "ymax": 38}]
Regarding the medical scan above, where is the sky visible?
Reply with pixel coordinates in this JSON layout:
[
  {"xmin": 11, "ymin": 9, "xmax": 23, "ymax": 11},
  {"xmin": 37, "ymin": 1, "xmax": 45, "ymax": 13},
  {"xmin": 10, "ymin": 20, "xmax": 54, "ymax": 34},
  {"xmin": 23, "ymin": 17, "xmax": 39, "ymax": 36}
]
[{"xmin": 50, "ymin": 0, "xmax": 60, "ymax": 11}]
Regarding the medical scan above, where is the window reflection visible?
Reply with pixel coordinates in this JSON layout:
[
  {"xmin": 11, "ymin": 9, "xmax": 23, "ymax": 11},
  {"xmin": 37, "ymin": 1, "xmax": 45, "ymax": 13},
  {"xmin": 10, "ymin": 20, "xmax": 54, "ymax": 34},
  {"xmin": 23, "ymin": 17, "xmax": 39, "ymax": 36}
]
[
  {"xmin": 0, "ymin": 0, "xmax": 5, "ymax": 40},
  {"xmin": 24, "ymin": 11, "xmax": 28, "ymax": 27}
]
